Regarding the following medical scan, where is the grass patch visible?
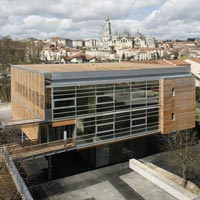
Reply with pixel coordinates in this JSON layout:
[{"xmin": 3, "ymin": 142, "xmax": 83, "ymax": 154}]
[
  {"xmin": 180, "ymin": 55, "xmax": 190, "ymax": 60},
  {"xmin": 0, "ymin": 157, "xmax": 21, "ymax": 200}
]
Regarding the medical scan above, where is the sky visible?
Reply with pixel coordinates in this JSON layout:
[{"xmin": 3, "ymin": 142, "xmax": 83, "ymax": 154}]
[{"xmin": 0, "ymin": 0, "xmax": 199, "ymax": 40}]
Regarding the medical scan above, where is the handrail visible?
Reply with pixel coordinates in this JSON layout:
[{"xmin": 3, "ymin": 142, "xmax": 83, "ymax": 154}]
[{"xmin": 3, "ymin": 128, "xmax": 159, "ymax": 160}]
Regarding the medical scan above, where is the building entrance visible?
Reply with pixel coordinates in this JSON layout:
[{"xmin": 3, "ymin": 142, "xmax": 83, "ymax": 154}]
[{"xmin": 40, "ymin": 123, "xmax": 75, "ymax": 143}]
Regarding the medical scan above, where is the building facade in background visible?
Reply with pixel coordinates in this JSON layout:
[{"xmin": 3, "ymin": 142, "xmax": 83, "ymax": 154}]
[
  {"xmin": 39, "ymin": 17, "xmax": 161, "ymax": 62},
  {"xmin": 97, "ymin": 17, "xmax": 156, "ymax": 50}
]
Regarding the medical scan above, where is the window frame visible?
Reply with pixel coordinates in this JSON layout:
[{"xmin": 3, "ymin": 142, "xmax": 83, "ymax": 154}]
[
  {"xmin": 131, "ymin": 91, "xmax": 146, "ymax": 100},
  {"xmin": 96, "ymin": 122, "xmax": 114, "ymax": 134},
  {"xmin": 53, "ymin": 97, "xmax": 76, "ymax": 109},
  {"xmin": 172, "ymin": 113, "xmax": 175, "ymax": 121},
  {"xmin": 131, "ymin": 117, "xmax": 146, "ymax": 128},
  {"xmin": 96, "ymin": 94, "xmax": 114, "ymax": 104},
  {"xmin": 172, "ymin": 88, "xmax": 175, "ymax": 96}
]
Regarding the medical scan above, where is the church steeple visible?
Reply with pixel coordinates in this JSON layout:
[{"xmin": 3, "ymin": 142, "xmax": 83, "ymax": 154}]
[{"xmin": 103, "ymin": 16, "xmax": 111, "ymax": 41}]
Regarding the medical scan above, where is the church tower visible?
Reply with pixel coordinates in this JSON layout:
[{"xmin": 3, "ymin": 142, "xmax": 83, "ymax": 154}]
[{"xmin": 103, "ymin": 17, "xmax": 111, "ymax": 41}]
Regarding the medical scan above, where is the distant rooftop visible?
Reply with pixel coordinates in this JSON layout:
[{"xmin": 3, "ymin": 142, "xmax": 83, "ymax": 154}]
[
  {"xmin": 165, "ymin": 59, "xmax": 190, "ymax": 66},
  {"xmin": 189, "ymin": 58, "xmax": 200, "ymax": 64},
  {"xmin": 14, "ymin": 60, "xmax": 190, "ymax": 74}
]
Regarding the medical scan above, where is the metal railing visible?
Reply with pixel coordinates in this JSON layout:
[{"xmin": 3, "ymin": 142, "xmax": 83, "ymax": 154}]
[
  {"xmin": 10, "ymin": 138, "xmax": 75, "ymax": 160},
  {"xmin": 1, "ymin": 146, "xmax": 33, "ymax": 200},
  {"xmin": 4, "ymin": 126, "xmax": 159, "ymax": 161}
]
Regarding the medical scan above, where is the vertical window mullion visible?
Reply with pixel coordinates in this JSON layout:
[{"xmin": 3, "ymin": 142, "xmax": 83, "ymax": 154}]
[
  {"xmin": 114, "ymin": 83, "xmax": 115, "ymax": 112},
  {"xmin": 52, "ymin": 87, "xmax": 54, "ymax": 120},
  {"xmin": 145, "ymin": 80, "xmax": 147, "ymax": 107},
  {"xmin": 75, "ymin": 86, "xmax": 77, "ymax": 116}
]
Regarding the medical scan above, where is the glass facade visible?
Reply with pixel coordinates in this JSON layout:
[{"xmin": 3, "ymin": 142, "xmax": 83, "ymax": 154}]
[{"xmin": 50, "ymin": 80, "xmax": 160, "ymax": 146}]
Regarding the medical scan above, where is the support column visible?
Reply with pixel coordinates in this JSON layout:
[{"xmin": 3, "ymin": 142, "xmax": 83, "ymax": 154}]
[
  {"xmin": 47, "ymin": 155, "xmax": 52, "ymax": 180},
  {"xmin": 21, "ymin": 130, "xmax": 24, "ymax": 143},
  {"xmin": 47, "ymin": 125, "xmax": 50, "ymax": 143}
]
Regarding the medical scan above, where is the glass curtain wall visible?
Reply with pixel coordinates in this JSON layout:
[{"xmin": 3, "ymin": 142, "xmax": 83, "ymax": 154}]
[{"xmin": 52, "ymin": 80, "xmax": 160, "ymax": 146}]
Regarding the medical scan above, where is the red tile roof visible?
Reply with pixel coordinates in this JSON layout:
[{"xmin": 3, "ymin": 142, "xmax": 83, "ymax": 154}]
[
  {"xmin": 166, "ymin": 59, "xmax": 190, "ymax": 66},
  {"xmin": 64, "ymin": 53, "xmax": 98, "ymax": 61},
  {"xmin": 125, "ymin": 59, "xmax": 190, "ymax": 66},
  {"xmin": 189, "ymin": 58, "xmax": 200, "ymax": 64}
]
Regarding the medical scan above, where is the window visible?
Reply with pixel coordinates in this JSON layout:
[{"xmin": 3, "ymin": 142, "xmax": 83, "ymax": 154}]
[
  {"xmin": 172, "ymin": 88, "xmax": 175, "ymax": 96},
  {"xmin": 172, "ymin": 113, "xmax": 175, "ymax": 121},
  {"xmin": 97, "ymin": 123, "xmax": 114, "ymax": 133},
  {"xmin": 132, "ymin": 118, "xmax": 146, "ymax": 127},
  {"xmin": 132, "ymin": 110, "xmax": 146, "ymax": 119},
  {"xmin": 54, "ymin": 98, "xmax": 75, "ymax": 108},
  {"xmin": 131, "ymin": 91, "xmax": 146, "ymax": 100},
  {"xmin": 96, "ymin": 94, "xmax": 114, "ymax": 104}
]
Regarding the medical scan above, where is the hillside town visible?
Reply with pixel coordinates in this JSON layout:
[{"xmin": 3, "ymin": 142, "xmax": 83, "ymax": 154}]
[{"xmin": 21, "ymin": 17, "xmax": 200, "ymax": 64}]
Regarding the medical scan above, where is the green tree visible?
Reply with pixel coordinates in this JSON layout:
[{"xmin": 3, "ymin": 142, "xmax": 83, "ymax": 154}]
[{"xmin": 196, "ymin": 87, "xmax": 200, "ymax": 102}]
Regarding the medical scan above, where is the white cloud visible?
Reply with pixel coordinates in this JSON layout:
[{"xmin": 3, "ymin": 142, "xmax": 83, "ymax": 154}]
[
  {"xmin": 0, "ymin": 0, "xmax": 134, "ymax": 21},
  {"xmin": 133, "ymin": 0, "xmax": 165, "ymax": 9},
  {"xmin": 0, "ymin": 15, "xmax": 73, "ymax": 39},
  {"xmin": 111, "ymin": 20, "xmax": 140, "ymax": 34},
  {"xmin": 143, "ymin": 0, "xmax": 200, "ymax": 39},
  {"xmin": 0, "ymin": 0, "xmax": 138, "ymax": 39},
  {"xmin": 23, "ymin": 16, "xmax": 72, "ymax": 30},
  {"xmin": 0, "ymin": 0, "xmax": 199, "ymax": 40}
]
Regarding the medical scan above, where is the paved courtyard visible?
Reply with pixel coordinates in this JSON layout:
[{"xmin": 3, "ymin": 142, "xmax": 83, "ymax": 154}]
[{"xmin": 31, "ymin": 162, "xmax": 177, "ymax": 200}]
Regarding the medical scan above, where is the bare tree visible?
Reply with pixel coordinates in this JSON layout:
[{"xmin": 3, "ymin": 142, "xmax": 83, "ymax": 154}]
[
  {"xmin": 160, "ymin": 129, "xmax": 199, "ymax": 187},
  {"xmin": 0, "ymin": 126, "xmax": 20, "ymax": 145},
  {"xmin": 0, "ymin": 36, "xmax": 42, "ymax": 102}
]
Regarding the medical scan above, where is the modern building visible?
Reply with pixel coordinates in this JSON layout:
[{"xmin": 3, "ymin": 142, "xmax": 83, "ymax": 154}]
[{"xmin": 11, "ymin": 62, "xmax": 195, "ymax": 165}]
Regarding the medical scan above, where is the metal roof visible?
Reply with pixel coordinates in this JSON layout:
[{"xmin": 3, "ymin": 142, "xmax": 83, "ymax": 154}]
[{"xmin": 13, "ymin": 62, "xmax": 187, "ymax": 74}]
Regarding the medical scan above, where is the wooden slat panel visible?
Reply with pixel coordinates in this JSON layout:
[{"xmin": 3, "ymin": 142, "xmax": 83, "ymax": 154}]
[
  {"xmin": 52, "ymin": 120, "xmax": 76, "ymax": 127},
  {"xmin": 11, "ymin": 66, "xmax": 45, "ymax": 142},
  {"xmin": 22, "ymin": 124, "xmax": 39, "ymax": 141},
  {"xmin": 160, "ymin": 77, "xmax": 195, "ymax": 134},
  {"xmin": 11, "ymin": 66, "xmax": 45, "ymax": 121}
]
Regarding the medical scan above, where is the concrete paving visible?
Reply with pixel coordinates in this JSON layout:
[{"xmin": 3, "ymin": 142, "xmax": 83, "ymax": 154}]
[
  {"xmin": 46, "ymin": 181, "xmax": 126, "ymax": 200},
  {"xmin": 31, "ymin": 162, "xmax": 177, "ymax": 200},
  {"xmin": 121, "ymin": 172, "xmax": 177, "ymax": 200}
]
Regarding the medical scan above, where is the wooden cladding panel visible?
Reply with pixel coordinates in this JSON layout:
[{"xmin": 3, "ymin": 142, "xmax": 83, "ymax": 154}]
[
  {"xmin": 160, "ymin": 77, "xmax": 195, "ymax": 134},
  {"xmin": 52, "ymin": 120, "xmax": 76, "ymax": 127},
  {"xmin": 11, "ymin": 99, "xmax": 39, "ymax": 141},
  {"xmin": 21, "ymin": 124, "xmax": 39, "ymax": 141},
  {"xmin": 11, "ymin": 66, "xmax": 45, "ymax": 141},
  {"xmin": 11, "ymin": 66, "xmax": 45, "ymax": 121}
]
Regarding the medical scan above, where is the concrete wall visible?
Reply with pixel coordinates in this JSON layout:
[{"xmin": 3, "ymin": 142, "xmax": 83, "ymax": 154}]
[
  {"xmin": 129, "ymin": 159, "xmax": 199, "ymax": 200},
  {"xmin": 79, "ymin": 139, "xmax": 147, "ymax": 167},
  {"xmin": 186, "ymin": 59, "xmax": 200, "ymax": 87},
  {"xmin": 96, "ymin": 145, "xmax": 109, "ymax": 167}
]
